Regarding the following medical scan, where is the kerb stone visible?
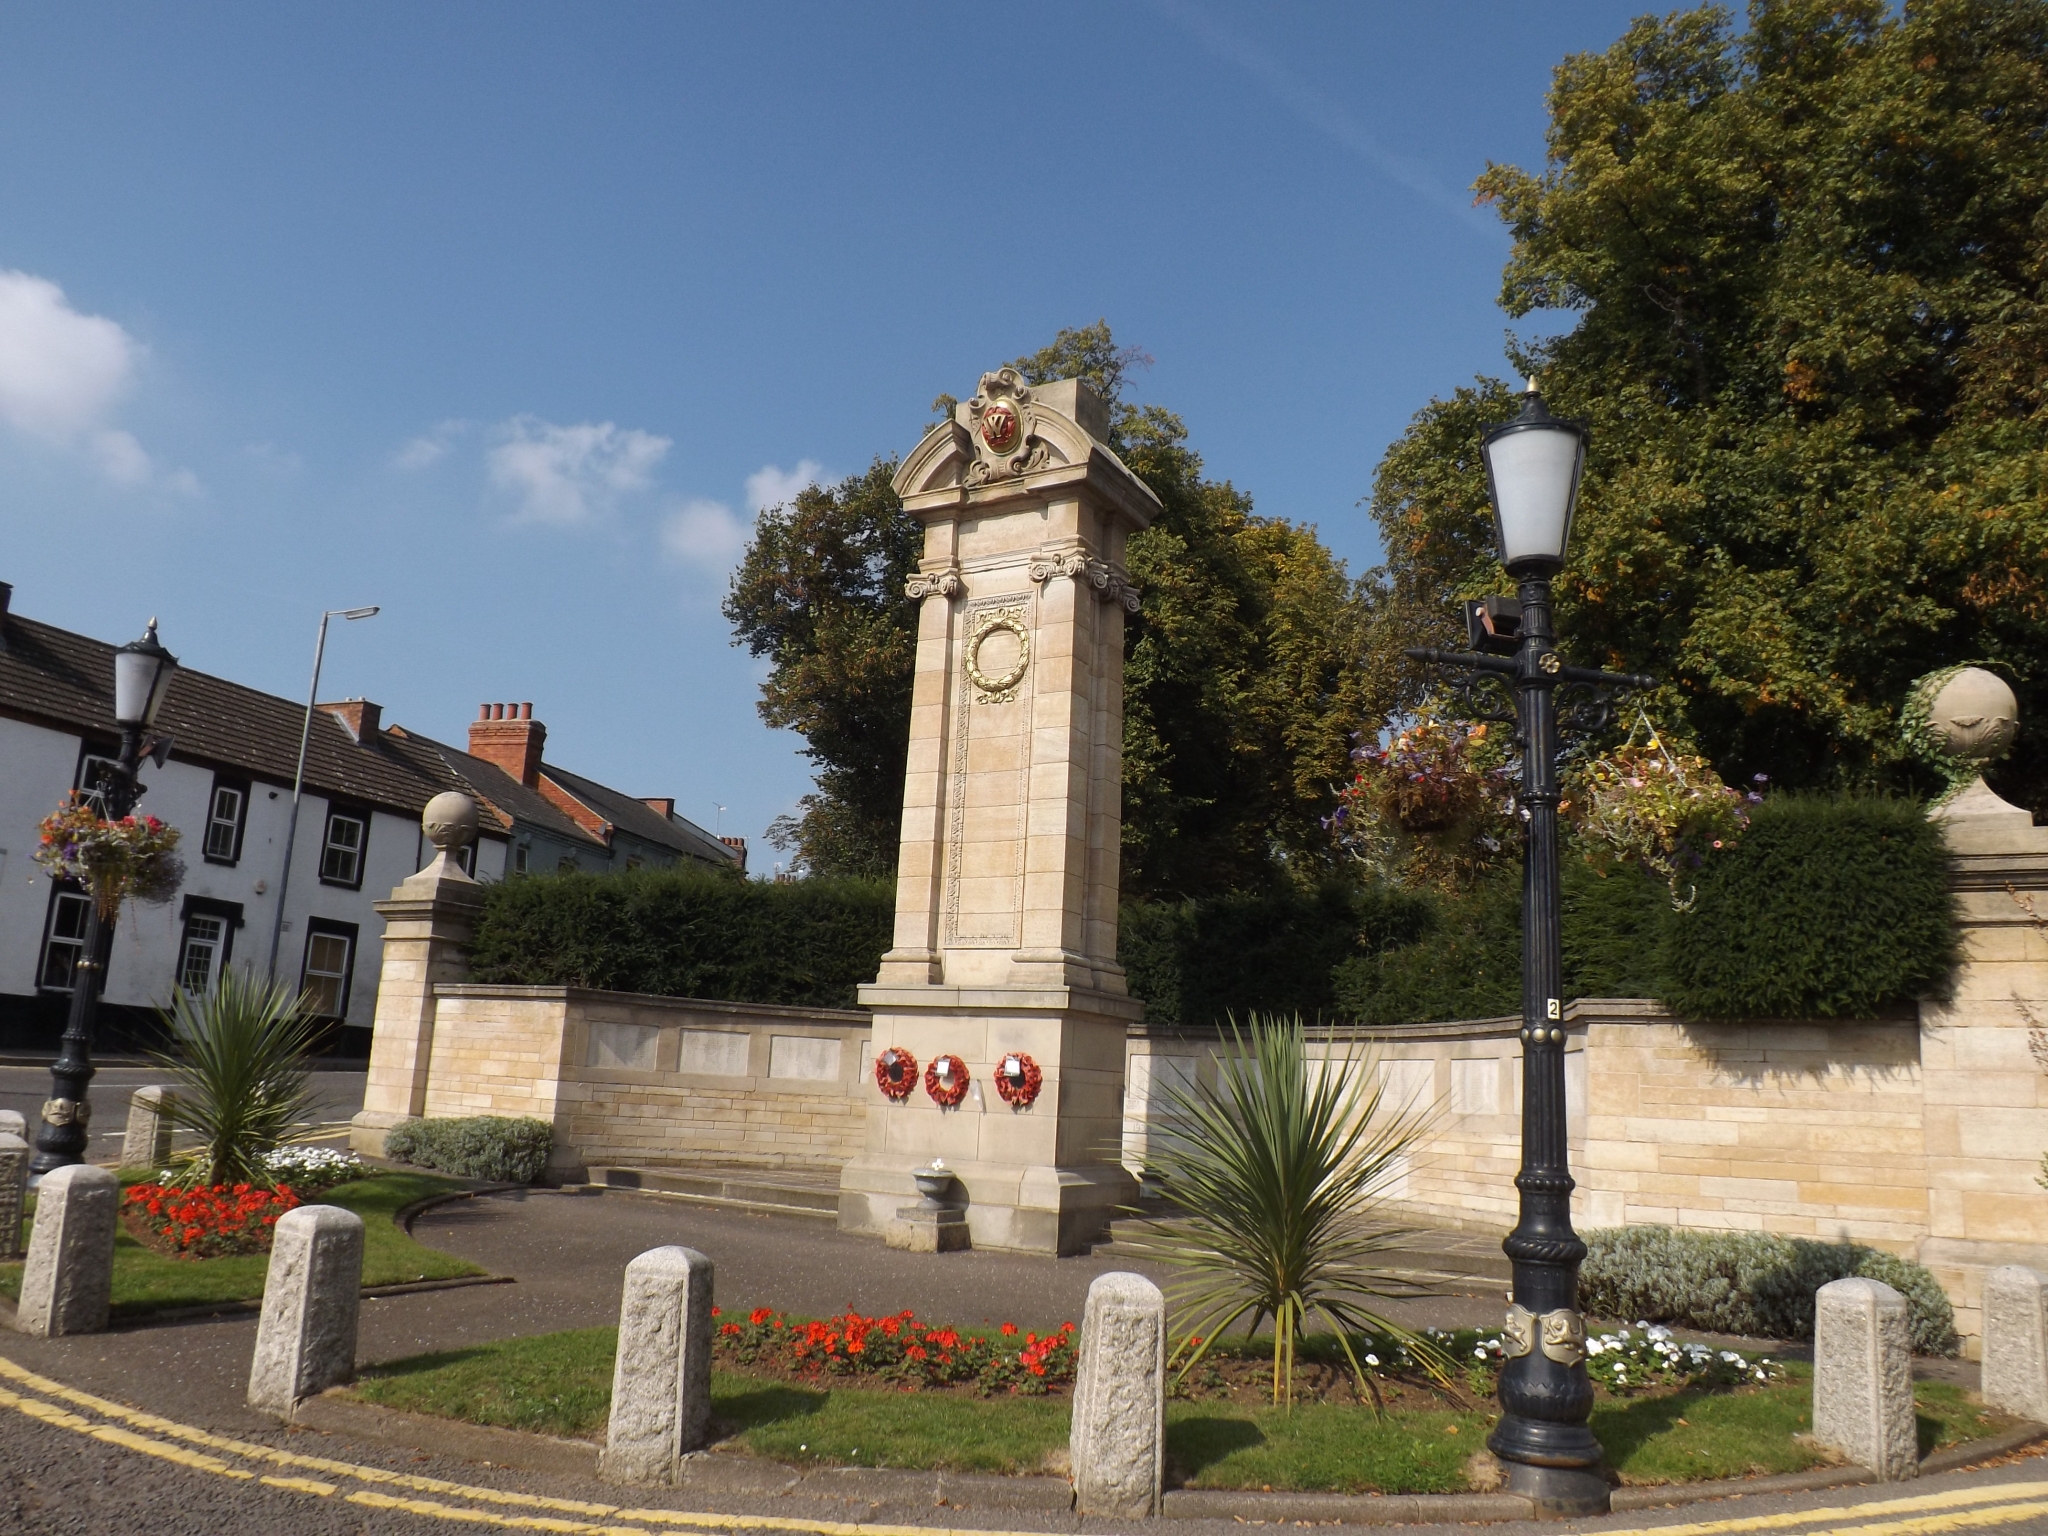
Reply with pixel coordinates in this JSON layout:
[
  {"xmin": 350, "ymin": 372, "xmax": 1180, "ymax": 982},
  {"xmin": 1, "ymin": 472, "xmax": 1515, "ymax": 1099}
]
[
  {"xmin": 247, "ymin": 1205, "xmax": 365, "ymax": 1416},
  {"xmin": 1070, "ymin": 1270, "xmax": 1165, "ymax": 1517},
  {"xmin": 17, "ymin": 1163, "xmax": 118, "ymax": 1336},
  {"xmin": 120, "ymin": 1086, "xmax": 176, "ymax": 1171},
  {"xmin": 601, "ymin": 1245, "xmax": 714, "ymax": 1485},
  {"xmin": 0, "ymin": 1134, "xmax": 26, "ymax": 1262},
  {"xmin": 1982, "ymin": 1266, "xmax": 2048, "ymax": 1422},
  {"xmin": 1813, "ymin": 1276, "xmax": 1918, "ymax": 1480}
]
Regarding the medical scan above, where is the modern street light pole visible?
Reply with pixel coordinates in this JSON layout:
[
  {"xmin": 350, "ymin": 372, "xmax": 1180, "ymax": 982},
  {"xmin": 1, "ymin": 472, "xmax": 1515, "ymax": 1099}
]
[
  {"xmin": 1407, "ymin": 383, "xmax": 1651, "ymax": 1517},
  {"xmin": 265, "ymin": 605, "xmax": 379, "ymax": 983},
  {"xmin": 31, "ymin": 620, "xmax": 180, "ymax": 1177}
]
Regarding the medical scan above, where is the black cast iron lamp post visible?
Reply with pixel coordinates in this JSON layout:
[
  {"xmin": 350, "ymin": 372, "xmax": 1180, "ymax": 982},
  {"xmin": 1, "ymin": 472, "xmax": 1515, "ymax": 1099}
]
[
  {"xmin": 31, "ymin": 619, "xmax": 179, "ymax": 1177},
  {"xmin": 1408, "ymin": 382, "xmax": 1648, "ymax": 1517}
]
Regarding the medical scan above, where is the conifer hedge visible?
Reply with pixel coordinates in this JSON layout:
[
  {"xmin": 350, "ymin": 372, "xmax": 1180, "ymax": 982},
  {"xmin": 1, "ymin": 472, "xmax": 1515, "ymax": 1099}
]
[
  {"xmin": 1327, "ymin": 796, "xmax": 1955, "ymax": 1025},
  {"xmin": 470, "ymin": 866, "xmax": 892, "ymax": 1010},
  {"xmin": 467, "ymin": 798, "xmax": 1954, "ymax": 1025}
]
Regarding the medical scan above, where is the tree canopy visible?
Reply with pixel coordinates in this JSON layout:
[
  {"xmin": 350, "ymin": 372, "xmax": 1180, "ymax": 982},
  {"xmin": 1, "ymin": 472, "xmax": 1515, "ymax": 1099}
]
[
  {"xmin": 725, "ymin": 322, "xmax": 1374, "ymax": 894},
  {"xmin": 1368, "ymin": 0, "xmax": 2048, "ymax": 814}
]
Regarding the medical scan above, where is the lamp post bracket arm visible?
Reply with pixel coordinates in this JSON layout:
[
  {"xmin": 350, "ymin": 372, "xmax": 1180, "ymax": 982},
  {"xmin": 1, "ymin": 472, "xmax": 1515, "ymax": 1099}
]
[{"xmin": 1405, "ymin": 646, "xmax": 1518, "ymax": 676}]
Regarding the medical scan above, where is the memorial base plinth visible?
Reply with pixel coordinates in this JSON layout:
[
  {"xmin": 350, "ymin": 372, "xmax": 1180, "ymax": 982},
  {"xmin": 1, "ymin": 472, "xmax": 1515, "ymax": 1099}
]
[{"xmin": 839, "ymin": 983, "xmax": 1141, "ymax": 1257}]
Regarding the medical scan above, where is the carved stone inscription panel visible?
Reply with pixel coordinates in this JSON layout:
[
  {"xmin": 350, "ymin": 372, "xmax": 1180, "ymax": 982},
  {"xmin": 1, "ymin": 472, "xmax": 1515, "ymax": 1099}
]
[{"xmin": 944, "ymin": 596, "xmax": 1031, "ymax": 948}]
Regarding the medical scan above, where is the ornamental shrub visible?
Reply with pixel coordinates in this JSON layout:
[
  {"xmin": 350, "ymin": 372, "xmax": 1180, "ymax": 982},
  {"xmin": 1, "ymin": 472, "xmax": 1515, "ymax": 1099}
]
[
  {"xmin": 1579, "ymin": 1225, "xmax": 1958, "ymax": 1357},
  {"xmin": 384, "ymin": 1116, "xmax": 554, "ymax": 1184},
  {"xmin": 470, "ymin": 866, "xmax": 891, "ymax": 1009}
]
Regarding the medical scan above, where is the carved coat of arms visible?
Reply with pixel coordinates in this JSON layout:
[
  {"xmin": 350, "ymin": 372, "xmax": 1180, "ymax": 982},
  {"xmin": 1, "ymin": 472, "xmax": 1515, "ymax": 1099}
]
[{"xmin": 965, "ymin": 367, "xmax": 1049, "ymax": 485}]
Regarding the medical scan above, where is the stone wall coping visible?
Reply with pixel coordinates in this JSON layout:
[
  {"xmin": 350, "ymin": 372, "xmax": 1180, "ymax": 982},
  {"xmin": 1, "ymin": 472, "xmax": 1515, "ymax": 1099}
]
[
  {"xmin": 1127, "ymin": 996, "xmax": 1923, "ymax": 1039},
  {"xmin": 431, "ymin": 984, "xmax": 869, "ymax": 1024}
]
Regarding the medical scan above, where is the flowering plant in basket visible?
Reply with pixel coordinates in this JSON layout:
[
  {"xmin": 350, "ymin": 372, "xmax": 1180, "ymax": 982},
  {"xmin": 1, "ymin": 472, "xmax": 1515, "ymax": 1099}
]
[
  {"xmin": 34, "ymin": 792, "xmax": 185, "ymax": 919},
  {"xmin": 1565, "ymin": 734, "xmax": 1760, "ymax": 908},
  {"xmin": 122, "ymin": 1180, "xmax": 302, "ymax": 1258},
  {"xmin": 1326, "ymin": 711, "xmax": 1517, "ymax": 890}
]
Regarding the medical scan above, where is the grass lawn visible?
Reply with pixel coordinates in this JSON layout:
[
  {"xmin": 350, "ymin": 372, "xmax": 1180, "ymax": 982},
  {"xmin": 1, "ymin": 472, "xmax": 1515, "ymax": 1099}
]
[
  {"xmin": 0, "ymin": 1172, "xmax": 483, "ymax": 1318},
  {"xmin": 349, "ymin": 1330, "xmax": 2017, "ymax": 1493}
]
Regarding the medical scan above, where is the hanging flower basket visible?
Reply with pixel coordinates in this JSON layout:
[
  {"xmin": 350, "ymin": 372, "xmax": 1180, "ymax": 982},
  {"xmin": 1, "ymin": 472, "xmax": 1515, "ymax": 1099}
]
[
  {"xmin": 1326, "ymin": 711, "xmax": 1518, "ymax": 890},
  {"xmin": 992, "ymin": 1051, "xmax": 1043, "ymax": 1108},
  {"xmin": 1565, "ymin": 729, "xmax": 1759, "ymax": 908},
  {"xmin": 34, "ymin": 792, "xmax": 185, "ymax": 920},
  {"xmin": 874, "ymin": 1047, "xmax": 919, "ymax": 1101},
  {"xmin": 924, "ymin": 1054, "xmax": 970, "ymax": 1109}
]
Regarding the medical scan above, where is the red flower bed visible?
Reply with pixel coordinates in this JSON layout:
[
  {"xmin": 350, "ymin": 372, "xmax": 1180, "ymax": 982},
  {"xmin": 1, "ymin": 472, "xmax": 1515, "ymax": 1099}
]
[
  {"xmin": 122, "ymin": 1181, "xmax": 302, "ymax": 1258},
  {"xmin": 712, "ymin": 1304, "xmax": 1077, "ymax": 1395}
]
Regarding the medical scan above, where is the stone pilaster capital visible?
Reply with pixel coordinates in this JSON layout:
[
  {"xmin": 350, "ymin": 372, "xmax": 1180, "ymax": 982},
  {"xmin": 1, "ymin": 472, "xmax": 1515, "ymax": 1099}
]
[
  {"xmin": 904, "ymin": 566, "xmax": 962, "ymax": 601},
  {"xmin": 1027, "ymin": 549, "xmax": 1141, "ymax": 613}
]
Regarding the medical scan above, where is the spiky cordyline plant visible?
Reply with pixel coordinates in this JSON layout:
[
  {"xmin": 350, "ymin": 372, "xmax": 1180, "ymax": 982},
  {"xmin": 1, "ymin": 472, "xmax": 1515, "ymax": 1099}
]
[
  {"xmin": 1124, "ymin": 1014, "xmax": 1447, "ymax": 1408},
  {"xmin": 151, "ymin": 968, "xmax": 321, "ymax": 1188}
]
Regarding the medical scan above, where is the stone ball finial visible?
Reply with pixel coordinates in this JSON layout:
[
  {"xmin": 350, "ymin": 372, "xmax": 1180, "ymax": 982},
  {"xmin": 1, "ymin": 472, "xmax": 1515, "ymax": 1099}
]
[
  {"xmin": 1925, "ymin": 667, "xmax": 2019, "ymax": 765},
  {"xmin": 422, "ymin": 791, "xmax": 479, "ymax": 852}
]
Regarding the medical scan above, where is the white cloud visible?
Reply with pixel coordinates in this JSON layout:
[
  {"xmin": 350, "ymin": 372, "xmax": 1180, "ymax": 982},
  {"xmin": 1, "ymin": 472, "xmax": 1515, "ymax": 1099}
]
[
  {"xmin": 745, "ymin": 459, "xmax": 826, "ymax": 514},
  {"xmin": 486, "ymin": 415, "xmax": 671, "ymax": 526},
  {"xmin": 0, "ymin": 268, "xmax": 192, "ymax": 491},
  {"xmin": 394, "ymin": 418, "xmax": 468, "ymax": 471},
  {"xmin": 661, "ymin": 497, "xmax": 750, "ymax": 575}
]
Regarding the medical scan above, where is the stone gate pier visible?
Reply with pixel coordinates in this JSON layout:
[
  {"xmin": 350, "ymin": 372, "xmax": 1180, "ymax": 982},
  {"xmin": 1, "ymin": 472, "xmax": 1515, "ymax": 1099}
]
[{"xmin": 836, "ymin": 369, "xmax": 1159, "ymax": 1254}]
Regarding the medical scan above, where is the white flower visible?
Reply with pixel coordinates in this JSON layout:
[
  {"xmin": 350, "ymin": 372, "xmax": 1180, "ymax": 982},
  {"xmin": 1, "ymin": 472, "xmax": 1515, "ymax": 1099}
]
[
  {"xmin": 1474, "ymin": 1347, "xmax": 1487, "ymax": 1359},
  {"xmin": 1365, "ymin": 1354, "xmax": 1380, "ymax": 1367}
]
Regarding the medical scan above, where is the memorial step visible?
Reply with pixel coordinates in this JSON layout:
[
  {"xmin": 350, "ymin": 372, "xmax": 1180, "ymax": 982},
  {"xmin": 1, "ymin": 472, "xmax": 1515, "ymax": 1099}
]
[{"xmin": 588, "ymin": 1165, "xmax": 841, "ymax": 1222}]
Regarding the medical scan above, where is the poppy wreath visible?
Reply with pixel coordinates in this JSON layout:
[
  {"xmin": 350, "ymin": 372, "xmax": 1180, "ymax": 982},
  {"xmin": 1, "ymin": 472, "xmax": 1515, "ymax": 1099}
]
[
  {"xmin": 992, "ymin": 1050, "xmax": 1043, "ymax": 1108},
  {"xmin": 924, "ymin": 1053, "xmax": 970, "ymax": 1108},
  {"xmin": 874, "ymin": 1047, "xmax": 919, "ymax": 1101}
]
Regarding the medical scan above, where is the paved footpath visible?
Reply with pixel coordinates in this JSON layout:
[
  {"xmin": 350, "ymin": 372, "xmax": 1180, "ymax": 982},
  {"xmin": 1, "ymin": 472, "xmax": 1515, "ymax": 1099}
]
[{"xmin": 0, "ymin": 1187, "xmax": 2043, "ymax": 1534}]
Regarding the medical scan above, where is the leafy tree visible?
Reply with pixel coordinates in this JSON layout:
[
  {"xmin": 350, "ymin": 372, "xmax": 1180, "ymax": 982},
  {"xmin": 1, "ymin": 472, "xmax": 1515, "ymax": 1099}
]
[
  {"xmin": 724, "ymin": 460, "xmax": 922, "ymax": 877},
  {"xmin": 728, "ymin": 322, "xmax": 1375, "ymax": 893},
  {"xmin": 1368, "ymin": 0, "xmax": 2048, "ymax": 816}
]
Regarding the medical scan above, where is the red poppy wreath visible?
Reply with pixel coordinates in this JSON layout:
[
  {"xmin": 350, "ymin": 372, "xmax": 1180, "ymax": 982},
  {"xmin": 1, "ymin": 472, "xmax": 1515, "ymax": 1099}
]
[
  {"xmin": 993, "ymin": 1051, "xmax": 1043, "ymax": 1108},
  {"xmin": 924, "ymin": 1053, "xmax": 970, "ymax": 1108},
  {"xmin": 874, "ymin": 1047, "xmax": 919, "ymax": 1100}
]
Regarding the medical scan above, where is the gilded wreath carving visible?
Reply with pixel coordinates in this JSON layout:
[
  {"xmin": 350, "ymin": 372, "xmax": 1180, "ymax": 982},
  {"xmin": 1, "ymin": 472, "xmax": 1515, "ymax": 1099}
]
[{"xmin": 964, "ymin": 609, "xmax": 1030, "ymax": 704}]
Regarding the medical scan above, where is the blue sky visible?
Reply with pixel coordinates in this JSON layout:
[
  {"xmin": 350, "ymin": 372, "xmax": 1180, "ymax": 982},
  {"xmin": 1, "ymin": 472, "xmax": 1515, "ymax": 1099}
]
[{"xmin": 0, "ymin": 2, "xmax": 1649, "ymax": 866}]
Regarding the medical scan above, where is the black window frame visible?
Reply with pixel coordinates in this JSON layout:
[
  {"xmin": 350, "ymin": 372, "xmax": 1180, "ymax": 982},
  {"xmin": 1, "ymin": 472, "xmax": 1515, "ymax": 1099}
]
[
  {"xmin": 36, "ymin": 885, "xmax": 94, "ymax": 993},
  {"xmin": 299, "ymin": 918, "xmax": 360, "ymax": 1020},
  {"xmin": 200, "ymin": 775, "xmax": 251, "ymax": 866},
  {"xmin": 175, "ymin": 896, "xmax": 245, "ymax": 997},
  {"xmin": 317, "ymin": 805, "xmax": 371, "ymax": 889}
]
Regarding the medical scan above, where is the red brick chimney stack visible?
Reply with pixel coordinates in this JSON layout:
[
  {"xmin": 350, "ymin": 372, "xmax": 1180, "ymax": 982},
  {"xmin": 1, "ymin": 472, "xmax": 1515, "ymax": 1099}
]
[
  {"xmin": 320, "ymin": 698, "xmax": 383, "ymax": 742},
  {"xmin": 468, "ymin": 701, "xmax": 546, "ymax": 787}
]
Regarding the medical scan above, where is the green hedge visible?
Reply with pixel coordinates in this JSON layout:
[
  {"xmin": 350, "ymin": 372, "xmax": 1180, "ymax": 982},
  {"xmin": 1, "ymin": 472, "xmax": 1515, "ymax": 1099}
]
[
  {"xmin": 470, "ymin": 866, "xmax": 892, "ymax": 1010},
  {"xmin": 1660, "ymin": 794, "xmax": 1957, "ymax": 1018},
  {"xmin": 1580, "ymin": 1225, "xmax": 1958, "ymax": 1356},
  {"xmin": 1332, "ymin": 796, "xmax": 1954, "ymax": 1025},
  {"xmin": 1119, "ymin": 882, "xmax": 1430, "ymax": 1030},
  {"xmin": 385, "ymin": 1116, "xmax": 554, "ymax": 1184}
]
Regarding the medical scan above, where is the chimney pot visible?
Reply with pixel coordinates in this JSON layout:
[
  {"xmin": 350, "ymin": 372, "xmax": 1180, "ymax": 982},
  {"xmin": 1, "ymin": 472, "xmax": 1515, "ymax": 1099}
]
[
  {"xmin": 520, "ymin": 702, "xmax": 533, "ymax": 719},
  {"xmin": 478, "ymin": 703, "xmax": 490, "ymax": 720}
]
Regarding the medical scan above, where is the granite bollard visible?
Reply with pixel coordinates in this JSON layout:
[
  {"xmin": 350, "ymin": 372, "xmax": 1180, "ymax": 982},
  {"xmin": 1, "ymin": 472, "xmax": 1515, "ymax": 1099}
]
[
  {"xmin": 120, "ymin": 1086, "xmax": 177, "ymax": 1170},
  {"xmin": 16, "ymin": 1163, "xmax": 118, "ymax": 1337},
  {"xmin": 1813, "ymin": 1276, "xmax": 1918, "ymax": 1480},
  {"xmin": 247, "ymin": 1205, "xmax": 365, "ymax": 1416},
  {"xmin": 601, "ymin": 1245, "xmax": 714, "ymax": 1485},
  {"xmin": 0, "ymin": 1109, "xmax": 25, "ymax": 1139},
  {"xmin": 1070, "ymin": 1270, "xmax": 1166, "ymax": 1517},
  {"xmin": 0, "ymin": 1134, "xmax": 27, "ymax": 1262},
  {"xmin": 1982, "ymin": 1266, "xmax": 2048, "ymax": 1423}
]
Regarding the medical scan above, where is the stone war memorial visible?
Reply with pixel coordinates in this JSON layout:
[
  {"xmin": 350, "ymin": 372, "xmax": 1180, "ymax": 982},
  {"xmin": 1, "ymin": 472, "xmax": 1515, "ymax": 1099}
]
[{"xmin": 350, "ymin": 371, "xmax": 2048, "ymax": 1352}]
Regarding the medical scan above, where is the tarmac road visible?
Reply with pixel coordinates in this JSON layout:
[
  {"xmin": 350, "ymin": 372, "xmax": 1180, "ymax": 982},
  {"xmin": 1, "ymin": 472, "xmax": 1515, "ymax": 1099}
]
[{"xmin": 0, "ymin": 1061, "xmax": 367, "ymax": 1162}]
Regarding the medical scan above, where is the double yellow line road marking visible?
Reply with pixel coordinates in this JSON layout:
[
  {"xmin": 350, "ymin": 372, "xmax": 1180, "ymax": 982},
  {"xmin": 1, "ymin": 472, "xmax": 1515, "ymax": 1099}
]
[{"xmin": 0, "ymin": 1352, "xmax": 2042, "ymax": 1535}]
